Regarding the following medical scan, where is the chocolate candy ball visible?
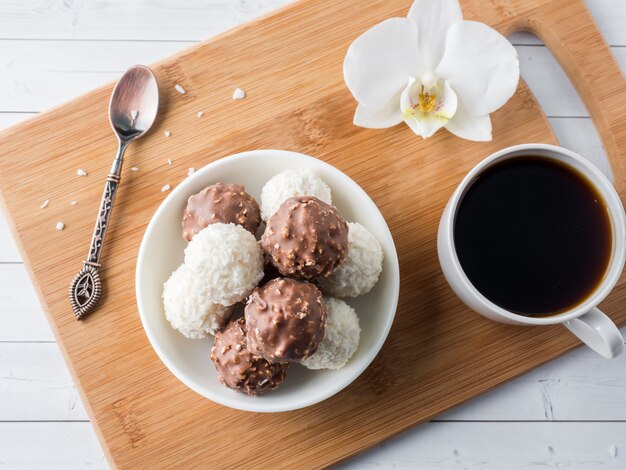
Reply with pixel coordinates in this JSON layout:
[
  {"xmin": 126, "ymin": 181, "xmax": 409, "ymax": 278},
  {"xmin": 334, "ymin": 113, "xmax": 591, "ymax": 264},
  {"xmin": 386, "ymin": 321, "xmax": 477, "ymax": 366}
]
[
  {"xmin": 210, "ymin": 318, "xmax": 288, "ymax": 396},
  {"xmin": 261, "ymin": 196, "xmax": 349, "ymax": 280},
  {"xmin": 182, "ymin": 182, "xmax": 261, "ymax": 241},
  {"xmin": 245, "ymin": 278, "xmax": 327, "ymax": 362}
]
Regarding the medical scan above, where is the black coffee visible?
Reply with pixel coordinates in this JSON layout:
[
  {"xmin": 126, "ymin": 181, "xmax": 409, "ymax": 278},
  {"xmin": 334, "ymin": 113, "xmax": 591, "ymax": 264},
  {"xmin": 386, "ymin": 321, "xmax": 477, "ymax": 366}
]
[{"xmin": 454, "ymin": 156, "xmax": 612, "ymax": 316}]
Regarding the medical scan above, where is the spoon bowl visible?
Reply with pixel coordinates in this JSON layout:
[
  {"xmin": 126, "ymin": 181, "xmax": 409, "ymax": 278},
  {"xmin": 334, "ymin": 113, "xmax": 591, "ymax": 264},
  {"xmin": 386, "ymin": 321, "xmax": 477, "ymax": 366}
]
[{"xmin": 109, "ymin": 65, "xmax": 159, "ymax": 142}]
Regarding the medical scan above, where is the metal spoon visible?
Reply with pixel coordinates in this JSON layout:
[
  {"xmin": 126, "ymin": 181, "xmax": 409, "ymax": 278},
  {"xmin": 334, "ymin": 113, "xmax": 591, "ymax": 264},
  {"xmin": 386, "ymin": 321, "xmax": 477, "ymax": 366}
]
[{"xmin": 69, "ymin": 65, "xmax": 159, "ymax": 320}]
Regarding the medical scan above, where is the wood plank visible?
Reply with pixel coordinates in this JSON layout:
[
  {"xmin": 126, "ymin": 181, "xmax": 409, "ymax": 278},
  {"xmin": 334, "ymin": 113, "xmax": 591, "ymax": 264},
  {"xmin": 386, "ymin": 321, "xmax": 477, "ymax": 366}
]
[
  {"xmin": 0, "ymin": 422, "xmax": 106, "ymax": 469},
  {"xmin": 441, "ymin": 331, "xmax": 626, "ymax": 421},
  {"xmin": 0, "ymin": 265, "xmax": 52, "ymax": 341},
  {"xmin": 0, "ymin": 422, "xmax": 623, "ymax": 469},
  {"xmin": 0, "ymin": 343, "xmax": 87, "ymax": 421},
  {"xmin": 0, "ymin": 41, "xmax": 623, "ymax": 115},
  {"xmin": 0, "ymin": 41, "xmax": 186, "ymax": 112},
  {"xmin": 0, "ymin": 0, "xmax": 289, "ymax": 42},
  {"xmin": 0, "ymin": 113, "xmax": 35, "ymax": 128},
  {"xmin": 0, "ymin": 210, "xmax": 21, "ymax": 263},
  {"xmin": 341, "ymin": 422, "xmax": 626, "ymax": 469},
  {"xmin": 0, "ymin": 0, "xmax": 624, "ymax": 467},
  {"xmin": 0, "ymin": 0, "xmax": 622, "ymax": 45}
]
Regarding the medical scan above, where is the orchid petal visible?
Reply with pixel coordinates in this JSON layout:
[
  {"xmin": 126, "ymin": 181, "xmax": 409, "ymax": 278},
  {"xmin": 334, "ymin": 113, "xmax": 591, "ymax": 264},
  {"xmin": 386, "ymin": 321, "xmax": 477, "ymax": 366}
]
[
  {"xmin": 435, "ymin": 21, "xmax": 519, "ymax": 117},
  {"xmin": 445, "ymin": 100, "xmax": 492, "ymax": 141},
  {"xmin": 401, "ymin": 78, "xmax": 457, "ymax": 138},
  {"xmin": 408, "ymin": 0, "xmax": 463, "ymax": 71},
  {"xmin": 344, "ymin": 18, "xmax": 423, "ymax": 110},
  {"xmin": 353, "ymin": 88, "xmax": 403, "ymax": 128}
]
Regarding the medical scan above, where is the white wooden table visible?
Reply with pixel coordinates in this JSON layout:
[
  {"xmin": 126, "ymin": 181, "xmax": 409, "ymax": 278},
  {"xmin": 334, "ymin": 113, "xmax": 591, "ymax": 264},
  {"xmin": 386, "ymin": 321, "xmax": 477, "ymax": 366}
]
[{"xmin": 0, "ymin": 1, "xmax": 625, "ymax": 468}]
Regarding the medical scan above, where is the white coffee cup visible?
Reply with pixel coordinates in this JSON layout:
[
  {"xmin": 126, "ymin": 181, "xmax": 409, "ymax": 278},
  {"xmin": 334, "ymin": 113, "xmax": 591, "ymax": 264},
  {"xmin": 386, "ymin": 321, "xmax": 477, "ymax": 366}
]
[{"xmin": 438, "ymin": 143, "xmax": 625, "ymax": 359}]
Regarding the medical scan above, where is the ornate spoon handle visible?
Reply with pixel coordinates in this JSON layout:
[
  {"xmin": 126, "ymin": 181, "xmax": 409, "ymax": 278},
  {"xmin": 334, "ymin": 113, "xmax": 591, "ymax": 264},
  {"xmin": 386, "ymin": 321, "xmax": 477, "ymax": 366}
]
[
  {"xmin": 87, "ymin": 174, "xmax": 120, "ymax": 265},
  {"xmin": 69, "ymin": 142, "xmax": 128, "ymax": 320}
]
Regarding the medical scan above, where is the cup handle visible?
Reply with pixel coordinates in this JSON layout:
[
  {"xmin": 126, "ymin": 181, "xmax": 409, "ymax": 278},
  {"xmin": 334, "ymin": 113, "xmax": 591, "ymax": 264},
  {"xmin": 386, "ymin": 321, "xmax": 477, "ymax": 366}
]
[{"xmin": 564, "ymin": 308, "xmax": 624, "ymax": 359}]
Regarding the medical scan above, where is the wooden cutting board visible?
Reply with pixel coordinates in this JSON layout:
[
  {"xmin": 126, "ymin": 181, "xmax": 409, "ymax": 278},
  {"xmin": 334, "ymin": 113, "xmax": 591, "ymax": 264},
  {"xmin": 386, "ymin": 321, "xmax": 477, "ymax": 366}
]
[{"xmin": 1, "ymin": 0, "xmax": 625, "ymax": 468}]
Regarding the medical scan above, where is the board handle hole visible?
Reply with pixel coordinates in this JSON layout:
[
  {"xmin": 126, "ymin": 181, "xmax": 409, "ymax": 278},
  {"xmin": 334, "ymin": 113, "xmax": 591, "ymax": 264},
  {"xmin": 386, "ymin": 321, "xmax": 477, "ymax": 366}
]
[{"xmin": 507, "ymin": 31, "xmax": 613, "ymax": 181}]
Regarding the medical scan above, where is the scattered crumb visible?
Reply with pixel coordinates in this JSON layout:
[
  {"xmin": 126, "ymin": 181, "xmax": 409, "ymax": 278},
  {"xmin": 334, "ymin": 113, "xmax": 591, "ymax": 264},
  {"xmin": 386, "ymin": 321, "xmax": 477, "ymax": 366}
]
[
  {"xmin": 548, "ymin": 446, "xmax": 554, "ymax": 455},
  {"xmin": 164, "ymin": 130, "xmax": 171, "ymax": 138},
  {"xmin": 187, "ymin": 167, "xmax": 195, "ymax": 176},
  {"xmin": 76, "ymin": 169, "xmax": 87, "ymax": 177},
  {"xmin": 55, "ymin": 221, "xmax": 65, "ymax": 231},
  {"xmin": 167, "ymin": 158, "xmax": 172, "ymax": 165},
  {"xmin": 609, "ymin": 445, "xmax": 617, "ymax": 458},
  {"xmin": 70, "ymin": 200, "xmax": 78, "ymax": 206},
  {"xmin": 232, "ymin": 87, "xmax": 246, "ymax": 100},
  {"xmin": 39, "ymin": 199, "xmax": 49, "ymax": 209},
  {"xmin": 130, "ymin": 167, "xmax": 139, "ymax": 172},
  {"xmin": 175, "ymin": 84, "xmax": 186, "ymax": 94},
  {"xmin": 161, "ymin": 184, "xmax": 171, "ymax": 192},
  {"xmin": 130, "ymin": 109, "xmax": 138, "ymax": 121},
  {"xmin": 197, "ymin": 111, "xmax": 204, "ymax": 118}
]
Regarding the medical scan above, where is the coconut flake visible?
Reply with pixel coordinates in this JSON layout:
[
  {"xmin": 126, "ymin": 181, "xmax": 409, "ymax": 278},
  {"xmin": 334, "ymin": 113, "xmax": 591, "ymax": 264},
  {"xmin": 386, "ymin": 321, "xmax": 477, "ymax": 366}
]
[
  {"xmin": 167, "ymin": 158, "xmax": 172, "ymax": 165},
  {"xmin": 164, "ymin": 130, "xmax": 171, "ymax": 138},
  {"xmin": 70, "ymin": 200, "xmax": 78, "ymax": 206},
  {"xmin": 130, "ymin": 167, "xmax": 139, "ymax": 172},
  {"xmin": 130, "ymin": 109, "xmax": 138, "ymax": 121},
  {"xmin": 76, "ymin": 169, "xmax": 87, "ymax": 177},
  {"xmin": 161, "ymin": 184, "xmax": 171, "ymax": 193},
  {"xmin": 39, "ymin": 199, "xmax": 49, "ymax": 209},
  {"xmin": 187, "ymin": 167, "xmax": 195, "ymax": 176},
  {"xmin": 232, "ymin": 88, "xmax": 246, "ymax": 100},
  {"xmin": 55, "ymin": 221, "xmax": 65, "ymax": 231},
  {"xmin": 197, "ymin": 111, "xmax": 204, "ymax": 118},
  {"xmin": 175, "ymin": 84, "xmax": 186, "ymax": 94},
  {"xmin": 609, "ymin": 445, "xmax": 617, "ymax": 458}
]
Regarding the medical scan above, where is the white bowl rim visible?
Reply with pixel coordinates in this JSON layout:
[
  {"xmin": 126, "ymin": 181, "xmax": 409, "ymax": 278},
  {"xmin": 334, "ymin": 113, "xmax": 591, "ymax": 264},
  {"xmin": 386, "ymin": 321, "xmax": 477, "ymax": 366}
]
[{"xmin": 135, "ymin": 149, "xmax": 400, "ymax": 412}]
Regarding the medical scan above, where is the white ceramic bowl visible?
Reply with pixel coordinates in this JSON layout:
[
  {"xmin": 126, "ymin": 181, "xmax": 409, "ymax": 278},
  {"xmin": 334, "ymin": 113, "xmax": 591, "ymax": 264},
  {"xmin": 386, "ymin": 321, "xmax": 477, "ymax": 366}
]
[{"xmin": 136, "ymin": 150, "xmax": 399, "ymax": 412}]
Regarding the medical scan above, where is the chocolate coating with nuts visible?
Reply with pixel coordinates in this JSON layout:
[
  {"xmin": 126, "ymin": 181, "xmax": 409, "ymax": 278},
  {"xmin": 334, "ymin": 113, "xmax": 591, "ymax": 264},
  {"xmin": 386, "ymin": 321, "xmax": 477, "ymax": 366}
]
[
  {"xmin": 261, "ymin": 196, "xmax": 349, "ymax": 279},
  {"xmin": 210, "ymin": 317, "xmax": 288, "ymax": 396},
  {"xmin": 182, "ymin": 183, "xmax": 261, "ymax": 241},
  {"xmin": 245, "ymin": 278, "xmax": 327, "ymax": 362}
]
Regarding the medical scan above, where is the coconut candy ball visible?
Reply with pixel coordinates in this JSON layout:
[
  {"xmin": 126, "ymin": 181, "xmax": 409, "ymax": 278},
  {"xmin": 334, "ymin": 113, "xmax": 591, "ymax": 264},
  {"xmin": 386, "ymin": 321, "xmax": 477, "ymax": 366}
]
[
  {"xmin": 300, "ymin": 297, "xmax": 360, "ymax": 370},
  {"xmin": 162, "ymin": 264, "xmax": 233, "ymax": 339},
  {"xmin": 317, "ymin": 222, "xmax": 383, "ymax": 297},
  {"xmin": 260, "ymin": 168, "xmax": 332, "ymax": 220},
  {"xmin": 184, "ymin": 223, "xmax": 264, "ymax": 306}
]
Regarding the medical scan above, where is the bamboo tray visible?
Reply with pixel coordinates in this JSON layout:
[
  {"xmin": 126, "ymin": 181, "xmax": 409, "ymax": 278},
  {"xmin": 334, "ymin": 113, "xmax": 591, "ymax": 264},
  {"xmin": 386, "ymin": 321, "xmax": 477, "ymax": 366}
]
[{"xmin": 0, "ymin": 0, "xmax": 624, "ymax": 467}]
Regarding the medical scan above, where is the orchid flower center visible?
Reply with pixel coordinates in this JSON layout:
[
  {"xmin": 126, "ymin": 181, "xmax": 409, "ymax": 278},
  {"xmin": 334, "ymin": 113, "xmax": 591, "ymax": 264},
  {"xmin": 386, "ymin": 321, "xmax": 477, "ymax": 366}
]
[
  {"xmin": 401, "ymin": 73, "xmax": 450, "ymax": 121},
  {"xmin": 399, "ymin": 72, "xmax": 459, "ymax": 138},
  {"xmin": 417, "ymin": 90, "xmax": 437, "ymax": 113},
  {"xmin": 416, "ymin": 70, "xmax": 438, "ymax": 113}
]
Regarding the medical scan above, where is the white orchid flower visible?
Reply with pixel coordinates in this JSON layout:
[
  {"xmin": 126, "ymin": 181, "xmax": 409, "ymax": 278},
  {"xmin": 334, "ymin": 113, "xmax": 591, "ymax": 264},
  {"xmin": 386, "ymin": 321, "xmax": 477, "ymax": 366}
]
[{"xmin": 343, "ymin": 0, "xmax": 520, "ymax": 141}]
